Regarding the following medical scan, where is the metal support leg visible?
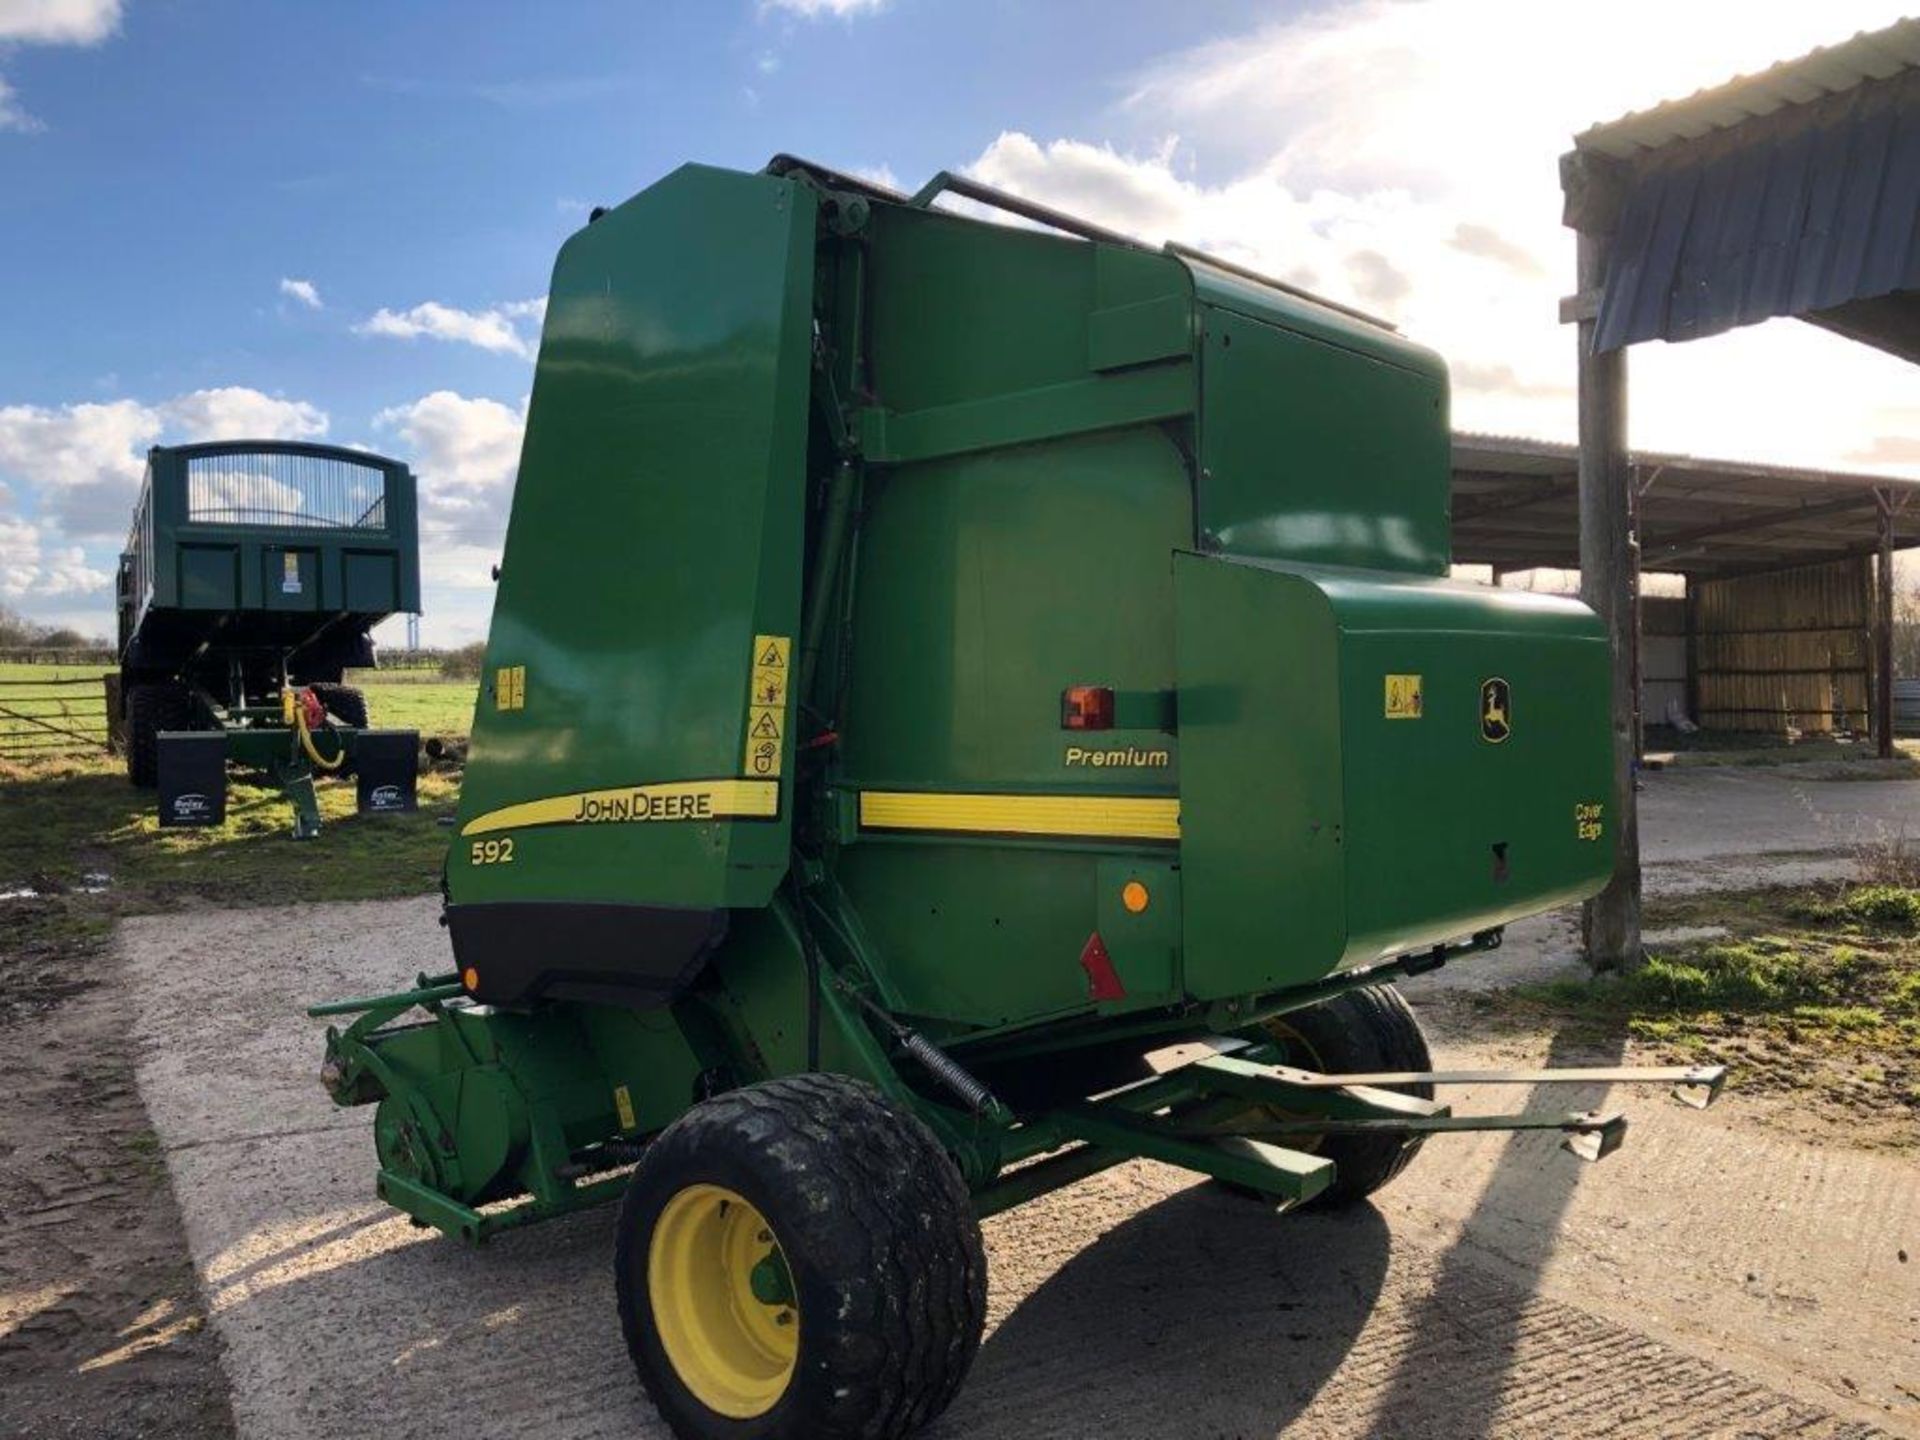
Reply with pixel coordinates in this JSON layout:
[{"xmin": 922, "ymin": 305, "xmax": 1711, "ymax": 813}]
[{"xmin": 275, "ymin": 758, "xmax": 321, "ymax": 840}]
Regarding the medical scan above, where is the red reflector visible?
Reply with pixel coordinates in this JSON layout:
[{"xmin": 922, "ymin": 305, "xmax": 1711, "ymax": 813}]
[
  {"xmin": 1061, "ymin": 685, "xmax": 1114, "ymax": 730},
  {"xmin": 1079, "ymin": 931, "xmax": 1127, "ymax": 1002}
]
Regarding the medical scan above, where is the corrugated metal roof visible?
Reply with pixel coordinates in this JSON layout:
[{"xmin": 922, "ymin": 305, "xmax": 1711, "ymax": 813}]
[
  {"xmin": 1586, "ymin": 61, "xmax": 1920, "ymax": 357},
  {"xmin": 1449, "ymin": 431, "xmax": 1920, "ymax": 577},
  {"xmin": 1576, "ymin": 18, "xmax": 1920, "ymax": 158}
]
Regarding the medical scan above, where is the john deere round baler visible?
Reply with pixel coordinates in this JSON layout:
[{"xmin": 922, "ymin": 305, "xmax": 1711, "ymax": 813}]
[{"xmin": 312, "ymin": 156, "xmax": 1724, "ymax": 1440}]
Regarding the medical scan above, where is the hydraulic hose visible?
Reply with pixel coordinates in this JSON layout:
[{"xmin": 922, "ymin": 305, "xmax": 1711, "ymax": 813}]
[{"xmin": 292, "ymin": 691, "xmax": 346, "ymax": 771}]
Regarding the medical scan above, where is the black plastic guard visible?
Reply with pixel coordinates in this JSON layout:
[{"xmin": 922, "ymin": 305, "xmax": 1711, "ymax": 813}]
[{"xmin": 446, "ymin": 902, "xmax": 727, "ymax": 1008}]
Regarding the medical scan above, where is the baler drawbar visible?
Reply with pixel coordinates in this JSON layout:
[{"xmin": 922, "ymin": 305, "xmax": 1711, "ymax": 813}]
[{"xmin": 312, "ymin": 155, "xmax": 1725, "ymax": 1440}]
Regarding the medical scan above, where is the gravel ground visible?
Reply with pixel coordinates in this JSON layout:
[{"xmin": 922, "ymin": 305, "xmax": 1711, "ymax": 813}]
[
  {"xmin": 124, "ymin": 888, "xmax": 1918, "ymax": 1440},
  {"xmin": 1640, "ymin": 770, "xmax": 1920, "ymax": 864}
]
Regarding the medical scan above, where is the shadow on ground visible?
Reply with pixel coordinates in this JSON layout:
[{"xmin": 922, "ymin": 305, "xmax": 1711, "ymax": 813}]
[
  {"xmin": 942, "ymin": 1185, "xmax": 1391, "ymax": 1438},
  {"xmin": 1361, "ymin": 1023, "xmax": 1627, "ymax": 1440}
]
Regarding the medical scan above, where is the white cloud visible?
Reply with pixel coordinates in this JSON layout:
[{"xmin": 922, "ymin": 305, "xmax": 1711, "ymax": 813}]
[
  {"xmin": 278, "ymin": 276, "xmax": 322, "ymax": 310},
  {"xmin": 162, "ymin": 386, "xmax": 328, "ymax": 443},
  {"xmin": 760, "ymin": 0, "xmax": 886, "ymax": 16},
  {"xmin": 959, "ymin": 0, "xmax": 1920, "ymax": 477},
  {"xmin": 0, "ymin": 381, "xmax": 336, "ymax": 618},
  {"xmin": 0, "ymin": 387, "xmax": 329, "ymax": 546},
  {"xmin": 375, "ymin": 390, "xmax": 525, "ymax": 544},
  {"xmin": 373, "ymin": 390, "xmax": 528, "ymax": 639},
  {"xmin": 0, "ymin": 0, "xmax": 121, "ymax": 45},
  {"xmin": 0, "ymin": 397, "xmax": 161, "ymax": 537},
  {"xmin": 0, "ymin": 515, "xmax": 109, "ymax": 599},
  {"xmin": 0, "ymin": 75, "xmax": 40, "ymax": 132},
  {"xmin": 355, "ymin": 298, "xmax": 544, "ymax": 360},
  {"xmin": 0, "ymin": 0, "xmax": 123, "ymax": 134}
]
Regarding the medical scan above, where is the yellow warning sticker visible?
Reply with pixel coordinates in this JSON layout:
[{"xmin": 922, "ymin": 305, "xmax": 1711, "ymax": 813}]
[
  {"xmin": 745, "ymin": 634, "xmax": 791, "ymax": 777},
  {"xmin": 613, "ymin": 1084, "xmax": 637, "ymax": 1132},
  {"xmin": 1384, "ymin": 673, "xmax": 1423, "ymax": 719},
  {"xmin": 495, "ymin": 664, "xmax": 526, "ymax": 712}
]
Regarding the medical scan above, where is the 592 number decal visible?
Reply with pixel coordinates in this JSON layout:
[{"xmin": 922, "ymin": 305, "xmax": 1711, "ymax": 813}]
[{"xmin": 470, "ymin": 837, "xmax": 515, "ymax": 865}]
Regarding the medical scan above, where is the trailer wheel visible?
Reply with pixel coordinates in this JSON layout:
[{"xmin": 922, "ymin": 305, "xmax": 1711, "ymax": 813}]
[
  {"xmin": 1249, "ymin": 984, "xmax": 1435, "ymax": 1207},
  {"xmin": 125, "ymin": 682, "xmax": 193, "ymax": 788},
  {"xmin": 615, "ymin": 1074, "xmax": 987, "ymax": 1440},
  {"xmin": 307, "ymin": 682, "xmax": 368, "ymax": 729}
]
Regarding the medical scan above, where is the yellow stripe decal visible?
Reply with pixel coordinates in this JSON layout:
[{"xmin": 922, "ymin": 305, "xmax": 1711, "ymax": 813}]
[
  {"xmin": 462, "ymin": 778, "xmax": 779, "ymax": 837},
  {"xmin": 858, "ymin": 790, "xmax": 1180, "ymax": 841}
]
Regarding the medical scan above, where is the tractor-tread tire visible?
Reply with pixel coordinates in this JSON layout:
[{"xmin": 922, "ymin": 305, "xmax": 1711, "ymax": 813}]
[
  {"xmin": 125, "ymin": 682, "xmax": 193, "ymax": 788},
  {"xmin": 615, "ymin": 1073, "xmax": 987, "ymax": 1440},
  {"xmin": 1262, "ymin": 983, "xmax": 1435, "ymax": 1208},
  {"xmin": 306, "ymin": 682, "xmax": 368, "ymax": 729}
]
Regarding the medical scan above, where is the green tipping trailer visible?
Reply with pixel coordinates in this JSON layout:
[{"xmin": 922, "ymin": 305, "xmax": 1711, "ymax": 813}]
[
  {"xmin": 117, "ymin": 440, "xmax": 422, "ymax": 836},
  {"xmin": 312, "ymin": 158, "xmax": 1723, "ymax": 1440}
]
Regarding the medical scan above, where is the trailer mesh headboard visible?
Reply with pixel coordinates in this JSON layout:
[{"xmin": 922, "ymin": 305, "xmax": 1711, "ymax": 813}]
[
  {"xmin": 184, "ymin": 449, "xmax": 391, "ymax": 529},
  {"xmin": 116, "ymin": 441, "xmax": 419, "ymax": 653}
]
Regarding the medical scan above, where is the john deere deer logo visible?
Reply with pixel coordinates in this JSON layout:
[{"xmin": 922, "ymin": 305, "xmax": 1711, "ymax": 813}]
[{"xmin": 1480, "ymin": 677, "xmax": 1512, "ymax": 744}]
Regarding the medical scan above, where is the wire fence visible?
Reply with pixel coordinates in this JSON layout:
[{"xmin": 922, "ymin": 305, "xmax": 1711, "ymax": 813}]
[
  {"xmin": 0, "ymin": 674, "xmax": 111, "ymax": 758},
  {"xmin": 0, "ymin": 648, "xmax": 115, "ymax": 668}
]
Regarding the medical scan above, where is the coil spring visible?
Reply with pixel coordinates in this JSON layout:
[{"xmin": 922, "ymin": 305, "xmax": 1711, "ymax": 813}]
[{"xmin": 901, "ymin": 1030, "xmax": 995, "ymax": 1113}]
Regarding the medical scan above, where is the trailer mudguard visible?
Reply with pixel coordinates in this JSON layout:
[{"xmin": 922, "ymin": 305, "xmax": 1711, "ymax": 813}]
[{"xmin": 447, "ymin": 164, "xmax": 820, "ymax": 1005}]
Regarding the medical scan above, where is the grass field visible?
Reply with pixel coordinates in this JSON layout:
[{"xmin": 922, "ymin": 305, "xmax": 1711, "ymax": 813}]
[
  {"xmin": 0, "ymin": 661, "xmax": 476, "ymax": 752},
  {"xmin": 0, "ymin": 753, "xmax": 466, "ymax": 1029},
  {"xmin": 0, "ymin": 664, "xmax": 481, "ymax": 1012},
  {"xmin": 1465, "ymin": 884, "xmax": 1920, "ymax": 1147}
]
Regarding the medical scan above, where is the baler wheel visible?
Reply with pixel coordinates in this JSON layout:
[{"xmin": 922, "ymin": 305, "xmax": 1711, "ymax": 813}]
[
  {"xmin": 614, "ymin": 1074, "xmax": 986, "ymax": 1440},
  {"xmin": 1249, "ymin": 983, "xmax": 1435, "ymax": 1207},
  {"xmin": 125, "ymin": 682, "xmax": 194, "ymax": 788}
]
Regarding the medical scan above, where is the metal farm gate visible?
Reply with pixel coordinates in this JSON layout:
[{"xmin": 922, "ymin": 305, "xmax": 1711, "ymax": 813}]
[
  {"xmin": 0, "ymin": 672, "xmax": 112, "ymax": 759},
  {"xmin": 1693, "ymin": 558, "xmax": 1873, "ymax": 735}
]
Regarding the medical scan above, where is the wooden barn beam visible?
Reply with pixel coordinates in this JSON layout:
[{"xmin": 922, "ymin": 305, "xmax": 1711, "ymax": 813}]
[
  {"xmin": 1574, "ymin": 230, "xmax": 1643, "ymax": 972},
  {"xmin": 1877, "ymin": 488, "xmax": 1896, "ymax": 760}
]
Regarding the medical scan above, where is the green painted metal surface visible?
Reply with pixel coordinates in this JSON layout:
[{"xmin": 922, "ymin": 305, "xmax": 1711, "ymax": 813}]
[
  {"xmin": 319, "ymin": 156, "xmax": 1624, "ymax": 1238},
  {"xmin": 1194, "ymin": 300, "xmax": 1451, "ymax": 573},
  {"xmin": 1177, "ymin": 554, "xmax": 1612, "ymax": 993},
  {"xmin": 450, "ymin": 164, "xmax": 819, "ymax": 912}
]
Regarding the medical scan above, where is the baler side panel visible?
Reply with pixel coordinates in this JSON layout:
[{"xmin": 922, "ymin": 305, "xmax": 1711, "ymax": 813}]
[
  {"xmin": 450, "ymin": 166, "xmax": 818, "ymax": 933},
  {"xmin": 1174, "ymin": 553, "xmax": 1349, "ymax": 997},
  {"xmin": 1194, "ymin": 301, "xmax": 1451, "ymax": 577},
  {"xmin": 1332, "ymin": 579, "xmax": 1615, "ymax": 964},
  {"xmin": 834, "ymin": 427, "xmax": 1191, "ymax": 1029}
]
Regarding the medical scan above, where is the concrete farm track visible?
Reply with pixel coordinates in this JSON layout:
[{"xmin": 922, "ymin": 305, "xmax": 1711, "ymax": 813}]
[{"xmin": 124, "ymin": 885, "xmax": 1915, "ymax": 1439}]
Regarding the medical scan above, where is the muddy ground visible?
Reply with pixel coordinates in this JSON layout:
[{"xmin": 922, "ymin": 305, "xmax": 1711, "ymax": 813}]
[
  {"xmin": 111, "ymin": 887, "xmax": 1916, "ymax": 1440},
  {"xmin": 0, "ymin": 902, "xmax": 235, "ymax": 1439}
]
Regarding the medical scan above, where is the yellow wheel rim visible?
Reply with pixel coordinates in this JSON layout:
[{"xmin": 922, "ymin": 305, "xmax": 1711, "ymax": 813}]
[
  {"xmin": 647, "ymin": 1184, "xmax": 799, "ymax": 1419},
  {"xmin": 1259, "ymin": 1018, "xmax": 1328, "ymax": 1154}
]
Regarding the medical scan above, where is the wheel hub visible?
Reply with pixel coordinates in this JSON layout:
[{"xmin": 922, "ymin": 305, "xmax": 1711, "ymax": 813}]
[{"xmin": 647, "ymin": 1184, "xmax": 798, "ymax": 1418}]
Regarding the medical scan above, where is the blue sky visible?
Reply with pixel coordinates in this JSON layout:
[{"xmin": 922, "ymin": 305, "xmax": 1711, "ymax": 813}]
[{"xmin": 4, "ymin": 0, "xmax": 1917, "ymax": 643}]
